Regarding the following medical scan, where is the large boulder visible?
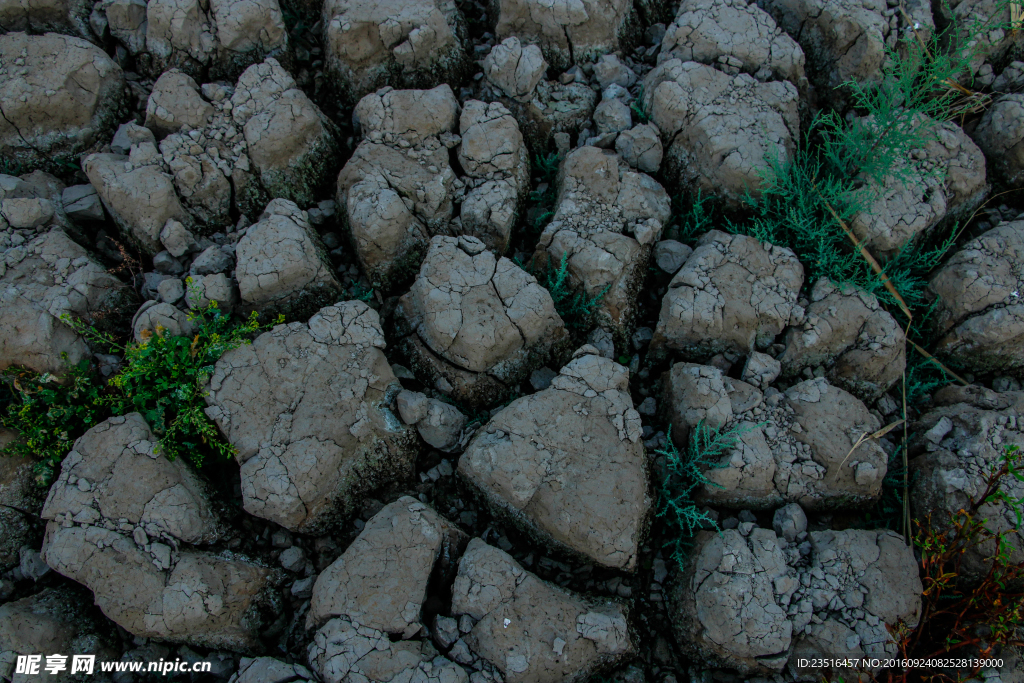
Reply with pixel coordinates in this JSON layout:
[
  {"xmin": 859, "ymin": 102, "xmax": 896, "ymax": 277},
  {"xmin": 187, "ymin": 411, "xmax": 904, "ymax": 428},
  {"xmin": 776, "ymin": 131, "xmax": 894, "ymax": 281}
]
[
  {"xmin": 928, "ymin": 222, "xmax": 1024, "ymax": 375},
  {"xmin": 0, "ymin": 32, "xmax": 124, "ymax": 172},
  {"xmin": 0, "ymin": 587, "xmax": 118, "ymax": 680},
  {"xmin": 850, "ymin": 117, "xmax": 987, "ymax": 260},
  {"xmin": 971, "ymin": 94, "xmax": 1024, "ymax": 190},
  {"xmin": 641, "ymin": 59, "xmax": 798, "ymax": 204},
  {"xmin": 41, "ymin": 523, "xmax": 281, "ymax": 652},
  {"xmin": 909, "ymin": 387, "xmax": 1024, "ymax": 582},
  {"xmin": 0, "ymin": 228, "xmax": 132, "ymax": 374},
  {"xmin": 308, "ymin": 618, "xmax": 471, "ymax": 683},
  {"xmin": 533, "ymin": 146, "xmax": 671, "ymax": 339},
  {"xmin": 651, "ymin": 230, "xmax": 804, "ymax": 361},
  {"xmin": 321, "ymin": 0, "xmax": 469, "ymax": 103},
  {"xmin": 394, "ymin": 235, "xmax": 568, "ymax": 409},
  {"xmin": 97, "ymin": 0, "xmax": 288, "ymax": 78},
  {"xmin": 671, "ymin": 526, "xmax": 922, "ymax": 676},
  {"xmin": 235, "ymin": 198, "xmax": 341, "ymax": 320},
  {"xmin": 337, "ymin": 86, "xmax": 460, "ymax": 292},
  {"xmin": 777, "ymin": 278, "xmax": 905, "ymax": 402},
  {"xmin": 481, "ymin": 36, "xmax": 547, "ymax": 102},
  {"xmin": 204, "ymin": 301, "xmax": 418, "ymax": 534},
  {"xmin": 660, "ymin": 0, "xmax": 806, "ymax": 86},
  {"xmin": 308, "ymin": 497, "xmax": 466, "ymax": 635},
  {"xmin": 663, "ymin": 370, "xmax": 889, "ymax": 509},
  {"xmin": 763, "ymin": 0, "xmax": 932, "ymax": 105},
  {"xmin": 459, "ymin": 349, "xmax": 648, "ymax": 570},
  {"xmin": 40, "ymin": 413, "xmax": 222, "ymax": 545},
  {"xmin": 0, "ymin": 430, "xmax": 44, "ymax": 572},
  {"xmin": 456, "ymin": 100, "xmax": 530, "ymax": 253},
  {"xmin": 451, "ymin": 538, "xmax": 633, "ymax": 683},
  {"xmin": 494, "ymin": 0, "xmax": 638, "ymax": 71},
  {"xmin": 0, "ymin": 0, "xmax": 93, "ymax": 36}
]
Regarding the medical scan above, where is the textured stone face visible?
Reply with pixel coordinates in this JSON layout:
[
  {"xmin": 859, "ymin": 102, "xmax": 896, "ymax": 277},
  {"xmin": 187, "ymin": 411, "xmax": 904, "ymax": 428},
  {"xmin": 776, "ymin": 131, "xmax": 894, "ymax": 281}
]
[
  {"xmin": 322, "ymin": 0, "xmax": 468, "ymax": 103},
  {"xmin": 929, "ymin": 222, "xmax": 1024, "ymax": 375},
  {"xmin": 778, "ymin": 278, "xmax": 905, "ymax": 402},
  {"xmin": 534, "ymin": 146, "xmax": 671, "ymax": 338},
  {"xmin": 0, "ymin": 587, "xmax": 118, "ymax": 667},
  {"xmin": 460, "ymin": 351, "xmax": 649, "ymax": 570},
  {"xmin": 482, "ymin": 36, "xmax": 547, "ymax": 102},
  {"xmin": 642, "ymin": 59, "xmax": 799, "ymax": 204},
  {"xmin": 909, "ymin": 388, "xmax": 1024, "ymax": 581},
  {"xmin": 308, "ymin": 497, "xmax": 465, "ymax": 635},
  {"xmin": 972, "ymin": 94, "xmax": 1024, "ymax": 190},
  {"xmin": 41, "ymin": 523, "xmax": 280, "ymax": 652},
  {"xmin": 395, "ymin": 235, "xmax": 567, "ymax": 408},
  {"xmin": 235, "ymin": 199, "xmax": 341, "ymax": 320},
  {"xmin": 652, "ymin": 230, "xmax": 804, "ymax": 360},
  {"xmin": 663, "ymin": 370, "xmax": 888, "ymax": 509},
  {"xmin": 494, "ymin": 0, "xmax": 635, "ymax": 71},
  {"xmin": 671, "ymin": 526, "xmax": 921, "ymax": 676},
  {"xmin": 0, "ymin": 228, "xmax": 131, "ymax": 374},
  {"xmin": 41, "ymin": 414, "xmax": 222, "ymax": 545},
  {"xmin": 451, "ymin": 539, "xmax": 633, "ymax": 683},
  {"xmin": 661, "ymin": 0, "xmax": 806, "ymax": 85},
  {"xmin": 204, "ymin": 302, "xmax": 417, "ymax": 534},
  {"xmin": 0, "ymin": 33, "xmax": 125, "ymax": 172}
]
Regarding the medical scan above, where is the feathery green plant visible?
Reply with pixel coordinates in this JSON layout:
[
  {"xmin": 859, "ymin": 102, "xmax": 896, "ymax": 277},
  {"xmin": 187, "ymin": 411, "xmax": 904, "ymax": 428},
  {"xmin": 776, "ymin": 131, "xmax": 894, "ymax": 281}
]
[
  {"xmin": 657, "ymin": 422, "xmax": 750, "ymax": 571},
  {"xmin": 542, "ymin": 252, "xmax": 610, "ymax": 330}
]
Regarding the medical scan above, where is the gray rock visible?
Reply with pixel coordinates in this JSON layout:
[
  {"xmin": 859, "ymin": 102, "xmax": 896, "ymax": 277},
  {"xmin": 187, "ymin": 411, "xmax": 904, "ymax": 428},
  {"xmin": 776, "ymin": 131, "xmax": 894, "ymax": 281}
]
[
  {"xmin": 0, "ymin": 33, "xmax": 125, "ymax": 173},
  {"xmin": 972, "ymin": 94, "xmax": 1024, "ymax": 190},
  {"xmin": 395, "ymin": 235, "xmax": 568, "ymax": 409},
  {"xmin": 778, "ymin": 278, "xmax": 905, "ymax": 402},
  {"xmin": 460, "ymin": 351, "xmax": 649, "ymax": 570},
  {"xmin": 236, "ymin": 198, "xmax": 342, "ymax": 320},
  {"xmin": 482, "ymin": 36, "xmax": 547, "ymax": 102},
  {"xmin": 741, "ymin": 351, "xmax": 781, "ymax": 390},
  {"xmin": 396, "ymin": 390, "xmax": 468, "ymax": 452},
  {"xmin": 322, "ymin": 0, "xmax": 469, "ymax": 102},
  {"xmin": 190, "ymin": 245, "xmax": 234, "ymax": 275},
  {"xmin": 18, "ymin": 548, "xmax": 50, "ymax": 581},
  {"xmin": 587, "ymin": 327, "xmax": 616, "ymax": 359},
  {"xmin": 204, "ymin": 302, "xmax": 418, "ymax": 534},
  {"xmin": 160, "ymin": 218, "xmax": 198, "ymax": 257},
  {"xmin": 62, "ymin": 184, "xmax": 105, "ymax": 221},
  {"xmin": 594, "ymin": 54, "xmax": 637, "ymax": 89},
  {"xmin": 535, "ymin": 146, "xmax": 671, "ymax": 338},
  {"xmin": 0, "ymin": 430, "xmax": 45, "ymax": 572},
  {"xmin": 158, "ymin": 277, "xmax": 186, "ymax": 304},
  {"xmin": 652, "ymin": 230, "xmax": 804, "ymax": 360},
  {"xmin": 929, "ymin": 222, "xmax": 1024, "ymax": 375},
  {"xmin": 642, "ymin": 59, "xmax": 799, "ymax": 205},
  {"xmin": 772, "ymin": 502, "xmax": 807, "ymax": 541},
  {"xmin": 670, "ymin": 527, "xmax": 921, "ymax": 675},
  {"xmin": 279, "ymin": 546, "xmax": 306, "ymax": 573},
  {"xmin": 433, "ymin": 615, "xmax": 460, "ymax": 648},
  {"xmin": 230, "ymin": 657, "xmax": 315, "ymax": 683},
  {"xmin": 594, "ymin": 98, "xmax": 632, "ymax": 136},
  {"xmin": 1, "ymin": 228, "xmax": 132, "ymax": 375},
  {"xmin": 529, "ymin": 366, "xmax": 557, "ymax": 391},
  {"xmin": 132, "ymin": 300, "xmax": 195, "ymax": 342},
  {"xmin": 615, "ymin": 123, "xmax": 664, "ymax": 173},
  {"xmin": 153, "ymin": 250, "xmax": 184, "ymax": 275},
  {"xmin": 451, "ymin": 538, "xmax": 633, "ymax": 682}
]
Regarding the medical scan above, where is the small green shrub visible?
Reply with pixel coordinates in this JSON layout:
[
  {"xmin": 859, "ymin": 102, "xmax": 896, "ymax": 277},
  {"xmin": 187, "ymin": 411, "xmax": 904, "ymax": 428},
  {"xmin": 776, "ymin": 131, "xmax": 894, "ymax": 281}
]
[
  {"xmin": 670, "ymin": 188, "xmax": 714, "ymax": 245},
  {"xmin": 630, "ymin": 86, "xmax": 650, "ymax": 124},
  {"xmin": 656, "ymin": 422, "xmax": 750, "ymax": 571},
  {"xmin": 1, "ymin": 358, "xmax": 107, "ymax": 485},
  {"xmin": 542, "ymin": 252, "xmax": 609, "ymax": 330},
  {"xmin": 527, "ymin": 152, "xmax": 562, "ymax": 234}
]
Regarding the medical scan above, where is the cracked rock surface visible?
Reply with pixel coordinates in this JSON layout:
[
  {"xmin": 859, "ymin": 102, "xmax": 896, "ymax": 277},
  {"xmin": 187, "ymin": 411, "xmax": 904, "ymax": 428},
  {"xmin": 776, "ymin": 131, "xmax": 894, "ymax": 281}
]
[
  {"xmin": 642, "ymin": 58, "xmax": 799, "ymax": 204},
  {"xmin": 651, "ymin": 230, "xmax": 804, "ymax": 360},
  {"xmin": 850, "ymin": 117, "xmax": 988, "ymax": 259},
  {"xmin": 660, "ymin": 0, "xmax": 806, "ymax": 86},
  {"xmin": 321, "ymin": 0, "xmax": 469, "ymax": 103},
  {"xmin": 459, "ymin": 349, "xmax": 649, "ymax": 570},
  {"xmin": 909, "ymin": 386, "xmax": 1024, "ymax": 581},
  {"xmin": 0, "ymin": 429, "xmax": 43, "ymax": 572},
  {"xmin": 494, "ymin": 0, "xmax": 637, "ymax": 72},
  {"xmin": 665, "ymin": 369, "xmax": 888, "ymax": 509},
  {"xmin": 777, "ymin": 278, "xmax": 905, "ymax": 402},
  {"xmin": 972, "ymin": 94, "xmax": 1024, "ymax": 190},
  {"xmin": 230, "ymin": 656, "xmax": 316, "ymax": 683},
  {"xmin": 204, "ymin": 301, "xmax": 418, "ymax": 534},
  {"xmin": 929, "ymin": 221, "xmax": 1024, "ymax": 375},
  {"xmin": 235, "ymin": 198, "xmax": 341, "ymax": 320},
  {"xmin": 395, "ymin": 235, "xmax": 568, "ymax": 409},
  {"xmin": 451, "ymin": 538, "xmax": 633, "ymax": 683},
  {"xmin": 671, "ymin": 525, "xmax": 921, "ymax": 676},
  {"xmin": 534, "ymin": 146, "xmax": 671, "ymax": 339},
  {"xmin": 0, "ymin": 32, "xmax": 125, "ymax": 173},
  {"xmin": 308, "ymin": 496, "xmax": 465, "ymax": 635},
  {"xmin": 1, "ymin": 227, "xmax": 132, "ymax": 374}
]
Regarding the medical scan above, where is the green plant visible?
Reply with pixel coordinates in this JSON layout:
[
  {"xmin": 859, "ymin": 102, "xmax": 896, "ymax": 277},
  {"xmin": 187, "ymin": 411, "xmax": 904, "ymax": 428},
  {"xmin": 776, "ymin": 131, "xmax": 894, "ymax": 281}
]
[
  {"xmin": 670, "ymin": 188, "xmax": 714, "ymax": 244},
  {"xmin": 630, "ymin": 86, "xmax": 650, "ymax": 124},
  {"xmin": 1, "ymin": 358, "xmax": 108, "ymax": 486},
  {"xmin": 527, "ymin": 152, "xmax": 562, "ymax": 234},
  {"xmin": 542, "ymin": 252, "xmax": 609, "ymax": 330},
  {"xmin": 64, "ymin": 280, "xmax": 281, "ymax": 468},
  {"xmin": 656, "ymin": 422, "xmax": 750, "ymax": 571}
]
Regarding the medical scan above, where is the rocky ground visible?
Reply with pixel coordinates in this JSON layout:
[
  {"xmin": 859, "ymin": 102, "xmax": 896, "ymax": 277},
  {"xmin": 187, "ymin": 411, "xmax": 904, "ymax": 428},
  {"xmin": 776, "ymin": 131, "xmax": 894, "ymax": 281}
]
[{"xmin": 1, "ymin": 0, "xmax": 1024, "ymax": 681}]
